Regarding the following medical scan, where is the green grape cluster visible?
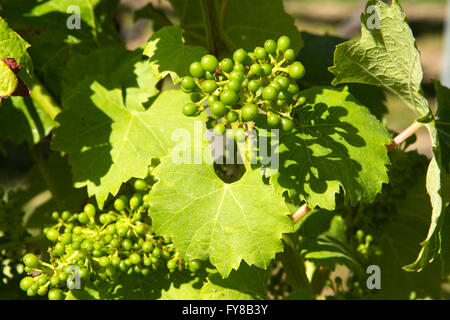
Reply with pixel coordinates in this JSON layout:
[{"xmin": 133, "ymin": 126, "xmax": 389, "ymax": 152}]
[
  {"xmin": 18, "ymin": 169, "xmax": 203, "ymax": 300},
  {"xmin": 181, "ymin": 36, "xmax": 306, "ymax": 137}
]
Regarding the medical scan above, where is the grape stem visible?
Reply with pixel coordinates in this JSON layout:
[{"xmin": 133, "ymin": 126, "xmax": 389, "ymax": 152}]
[
  {"xmin": 387, "ymin": 121, "xmax": 423, "ymax": 150},
  {"xmin": 291, "ymin": 120, "xmax": 424, "ymax": 224}
]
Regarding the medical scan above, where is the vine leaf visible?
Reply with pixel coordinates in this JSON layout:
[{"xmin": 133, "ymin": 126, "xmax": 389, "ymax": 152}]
[
  {"xmin": 329, "ymin": 0, "xmax": 429, "ymax": 118},
  {"xmin": 149, "ymin": 146, "xmax": 293, "ymax": 277},
  {"xmin": 222, "ymin": 0, "xmax": 303, "ymax": 53},
  {"xmin": 298, "ymin": 210, "xmax": 364, "ymax": 277},
  {"xmin": 160, "ymin": 263, "xmax": 269, "ymax": 300},
  {"xmin": 0, "ymin": 18, "xmax": 33, "ymax": 100},
  {"xmin": 404, "ymin": 82, "xmax": 450, "ymax": 272},
  {"xmin": 52, "ymin": 78, "xmax": 198, "ymax": 208},
  {"xmin": 271, "ymin": 87, "xmax": 390, "ymax": 210},
  {"xmin": 143, "ymin": 26, "xmax": 207, "ymax": 84},
  {"xmin": 373, "ymin": 150, "xmax": 442, "ymax": 298},
  {"xmin": 298, "ymin": 32, "xmax": 387, "ymax": 120},
  {"xmin": 62, "ymin": 48, "xmax": 159, "ymax": 111},
  {"xmin": 0, "ymin": 0, "xmax": 121, "ymax": 99}
]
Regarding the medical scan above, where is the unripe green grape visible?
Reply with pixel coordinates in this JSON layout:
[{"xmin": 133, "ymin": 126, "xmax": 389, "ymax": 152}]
[
  {"xmin": 50, "ymin": 275, "xmax": 60, "ymax": 287},
  {"xmin": 78, "ymin": 212, "xmax": 89, "ymax": 224},
  {"xmin": 264, "ymin": 39, "xmax": 277, "ymax": 54},
  {"xmin": 247, "ymin": 80, "xmax": 260, "ymax": 93},
  {"xmin": 214, "ymin": 123, "xmax": 226, "ymax": 136},
  {"xmin": 249, "ymin": 63, "xmax": 261, "ymax": 75},
  {"xmin": 189, "ymin": 61, "xmax": 204, "ymax": 78},
  {"xmin": 46, "ymin": 229, "xmax": 60, "ymax": 242},
  {"xmin": 134, "ymin": 179, "xmax": 147, "ymax": 191},
  {"xmin": 356, "ymin": 230, "xmax": 365, "ymax": 242},
  {"xmin": 81, "ymin": 240, "xmax": 93, "ymax": 252},
  {"xmin": 142, "ymin": 241, "xmax": 154, "ymax": 253},
  {"xmin": 277, "ymin": 36, "xmax": 291, "ymax": 51},
  {"xmin": 267, "ymin": 113, "xmax": 281, "ymax": 128},
  {"xmin": 61, "ymin": 210, "xmax": 71, "ymax": 221},
  {"xmin": 201, "ymin": 80, "xmax": 217, "ymax": 93},
  {"xmin": 287, "ymin": 82, "xmax": 299, "ymax": 95},
  {"xmin": 129, "ymin": 253, "xmax": 142, "ymax": 265},
  {"xmin": 73, "ymin": 226, "xmax": 83, "ymax": 235},
  {"xmin": 48, "ymin": 288, "xmax": 63, "ymax": 300},
  {"xmin": 277, "ymin": 99, "xmax": 285, "ymax": 107},
  {"xmin": 233, "ymin": 49, "xmax": 247, "ymax": 63},
  {"xmin": 122, "ymin": 239, "xmax": 132, "ymax": 251},
  {"xmin": 181, "ymin": 76, "xmax": 196, "ymax": 91},
  {"xmin": 58, "ymin": 271, "xmax": 68, "ymax": 282},
  {"xmin": 152, "ymin": 247, "xmax": 161, "ymax": 258},
  {"xmin": 23, "ymin": 253, "xmax": 40, "ymax": 269},
  {"xmin": 219, "ymin": 58, "xmax": 234, "ymax": 72},
  {"xmin": 99, "ymin": 214, "xmax": 109, "ymax": 225},
  {"xmin": 38, "ymin": 276, "xmax": 48, "ymax": 286},
  {"xmin": 53, "ymin": 243, "xmax": 65, "ymax": 256},
  {"xmin": 241, "ymin": 104, "xmax": 259, "ymax": 122},
  {"xmin": 117, "ymin": 225, "xmax": 129, "ymax": 237},
  {"xmin": 129, "ymin": 194, "xmax": 141, "ymax": 209},
  {"xmin": 27, "ymin": 287, "xmax": 37, "ymax": 297},
  {"xmin": 254, "ymin": 47, "xmax": 267, "ymax": 59},
  {"xmin": 20, "ymin": 276, "xmax": 34, "ymax": 291},
  {"xmin": 262, "ymin": 86, "xmax": 278, "ymax": 100},
  {"xmin": 52, "ymin": 211, "xmax": 59, "ymax": 220},
  {"xmin": 261, "ymin": 63, "xmax": 272, "ymax": 76},
  {"xmin": 229, "ymin": 70, "xmax": 244, "ymax": 83},
  {"xmin": 220, "ymin": 90, "xmax": 239, "ymax": 106},
  {"xmin": 275, "ymin": 75, "xmax": 290, "ymax": 90},
  {"xmin": 269, "ymin": 81, "xmax": 282, "ymax": 92},
  {"xmin": 210, "ymin": 101, "xmax": 227, "ymax": 117},
  {"xmin": 227, "ymin": 80, "xmax": 241, "ymax": 92},
  {"xmin": 241, "ymin": 78, "xmax": 249, "ymax": 87},
  {"xmin": 98, "ymin": 256, "xmax": 110, "ymax": 268},
  {"xmin": 207, "ymin": 95, "xmax": 219, "ymax": 106},
  {"xmin": 288, "ymin": 62, "xmax": 306, "ymax": 79},
  {"xmin": 59, "ymin": 233, "xmax": 72, "ymax": 245},
  {"xmin": 143, "ymin": 257, "xmax": 152, "ymax": 266},
  {"xmin": 111, "ymin": 256, "xmax": 121, "ymax": 267},
  {"xmin": 365, "ymin": 235, "xmax": 373, "ymax": 243},
  {"xmin": 284, "ymin": 49, "xmax": 295, "ymax": 61},
  {"xmin": 141, "ymin": 268, "xmax": 150, "ymax": 276},
  {"xmin": 167, "ymin": 259, "xmax": 177, "ymax": 271},
  {"xmin": 37, "ymin": 287, "xmax": 48, "ymax": 296},
  {"xmin": 233, "ymin": 63, "xmax": 245, "ymax": 73},
  {"xmin": 200, "ymin": 54, "xmax": 218, "ymax": 72},
  {"xmin": 183, "ymin": 103, "xmax": 198, "ymax": 117},
  {"xmin": 188, "ymin": 260, "xmax": 202, "ymax": 273},
  {"xmin": 84, "ymin": 203, "xmax": 96, "ymax": 218},
  {"xmin": 227, "ymin": 111, "xmax": 239, "ymax": 123},
  {"xmin": 281, "ymin": 118, "xmax": 295, "ymax": 132}
]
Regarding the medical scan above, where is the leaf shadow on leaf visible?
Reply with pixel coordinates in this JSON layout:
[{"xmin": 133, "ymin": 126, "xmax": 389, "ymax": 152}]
[
  {"xmin": 277, "ymin": 95, "xmax": 366, "ymax": 205},
  {"xmin": 0, "ymin": 98, "xmax": 38, "ymax": 144}
]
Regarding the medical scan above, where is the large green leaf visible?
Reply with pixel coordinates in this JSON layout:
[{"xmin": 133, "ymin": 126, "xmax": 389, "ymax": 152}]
[
  {"xmin": 1, "ymin": 0, "xmax": 121, "ymax": 99},
  {"xmin": 404, "ymin": 83, "xmax": 450, "ymax": 272},
  {"xmin": 222, "ymin": 0, "xmax": 303, "ymax": 53},
  {"xmin": 298, "ymin": 209, "xmax": 364, "ymax": 276},
  {"xmin": 168, "ymin": 0, "xmax": 302, "ymax": 54},
  {"xmin": 372, "ymin": 150, "xmax": 442, "ymax": 299},
  {"xmin": 161, "ymin": 263, "xmax": 269, "ymax": 300},
  {"xmin": 329, "ymin": 0, "xmax": 429, "ymax": 118},
  {"xmin": 149, "ymin": 146, "xmax": 293, "ymax": 277},
  {"xmin": 0, "ymin": 96, "xmax": 54, "ymax": 145},
  {"xmin": 298, "ymin": 32, "xmax": 387, "ymax": 120},
  {"xmin": 272, "ymin": 87, "xmax": 390, "ymax": 210},
  {"xmin": 143, "ymin": 26, "xmax": 207, "ymax": 84},
  {"xmin": 63, "ymin": 48, "xmax": 159, "ymax": 111},
  {"xmin": 52, "ymin": 76, "xmax": 198, "ymax": 208}
]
